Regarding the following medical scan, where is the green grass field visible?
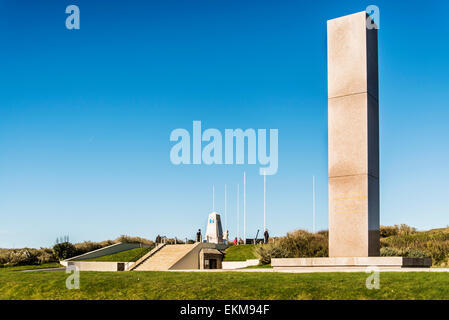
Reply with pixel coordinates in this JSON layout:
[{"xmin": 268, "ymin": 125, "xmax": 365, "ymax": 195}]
[
  {"xmin": 0, "ymin": 263, "xmax": 62, "ymax": 272},
  {"xmin": 1, "ymin": 270, "xmax": 449, "ymax": 300},
  {"xmin": 223, "ymin": 245, "xmax": 257, "ymax": 261},
  {"xmin": 83, "ymin": 247, "xmax": 152, "ymax": 262}
]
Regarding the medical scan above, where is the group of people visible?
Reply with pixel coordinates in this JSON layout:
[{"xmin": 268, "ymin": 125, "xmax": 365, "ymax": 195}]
[
  {"xmin": 232, "ymin": 229, "xmax": 270, "ymax": 245},
  {"xmin": 163, "ymin": 229, "xmax": 270, "ymax": 245}
]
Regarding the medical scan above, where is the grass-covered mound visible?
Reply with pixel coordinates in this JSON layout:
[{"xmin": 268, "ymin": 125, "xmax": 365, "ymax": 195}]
[
  {"xmin": 223, "ymin": 245, "xmax": 257, "ymax": 261},
  {"xmin": 380, "ymin": 225, "xmax": 449, "ymax": 266},
  {"xmin": 2, "ymin": 270, "xmax": 449, "ymax": 299},
  {"xmin": 254, "ymin": 225, "xmax": 449, "ymax": 266},
  {"xmin": 83, "ymin": 247, "xmax": 152, "ymax": 262}
]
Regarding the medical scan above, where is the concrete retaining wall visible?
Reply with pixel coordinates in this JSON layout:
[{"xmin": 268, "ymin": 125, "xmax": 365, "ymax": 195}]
[
  {"xmin": 67, "ymin": 261, "xmax": 135, "ymax": 272},
  {"xmin": 222, "ymin": 259, "xmax": 259, "ymax": 270},
  {"xmin": 271, "ymin": 257, "xmax": 432, "ymax": 270},
  {"xmin": 63, "ymin": 242, "xmax": 145, "ymax": 263}
]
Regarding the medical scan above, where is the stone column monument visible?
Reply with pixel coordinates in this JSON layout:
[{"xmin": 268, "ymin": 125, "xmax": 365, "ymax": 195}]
[
  {"xmin": 270, "ymin": 11, "xmax": 431, "ymax": 270},
  {"xmin": 327, "ymin": 11, "xmax": 380, "ymax": 257}
]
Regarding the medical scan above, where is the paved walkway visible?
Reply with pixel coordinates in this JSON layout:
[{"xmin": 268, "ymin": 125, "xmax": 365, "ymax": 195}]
[
  {"xmin": 17, "ymin": 266, "xmax": 449, "ymax": 273},
  {"xmin": 21, "ymin": 267, "xmax": 66, "ymax": 272},
  {"xmin": 169, "ymin": 268, "xmax": 449, "ymax": 273}
]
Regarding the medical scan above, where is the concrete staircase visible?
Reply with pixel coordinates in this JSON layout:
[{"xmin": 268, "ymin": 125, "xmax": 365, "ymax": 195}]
[
  {"xmin": 128, "ymin": 243, "xmax": 166, "ymax": 271},
  {"xmin": 133, "ymin": 244, "xmax": 198, "ymax": 271}
]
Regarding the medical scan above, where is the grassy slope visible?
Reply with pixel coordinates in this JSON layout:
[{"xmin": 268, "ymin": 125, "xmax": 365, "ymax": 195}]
[
  {"xmin": 381, "ymin": 227, "xmax": 449, "ymax": 266},
  {"xmin": 1, "ymin": 270, "xmax": 449, "ymax": 299},
  {"xmin": 223, "ymin": 245, "xmax": 257, "ymax": 261},
  {"xmin": 83, "ymin": 247, "xmax": 152, "ymax": 262}
]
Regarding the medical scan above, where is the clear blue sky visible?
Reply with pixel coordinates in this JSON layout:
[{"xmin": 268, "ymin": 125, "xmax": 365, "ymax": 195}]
[{"xmin": 1, "ymin": 0, "xmax": 448, "ymax": 248}]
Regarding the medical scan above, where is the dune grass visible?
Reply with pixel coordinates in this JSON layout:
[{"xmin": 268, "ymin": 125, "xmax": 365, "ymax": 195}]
[
  {"xmin": 223, "ymin": 245, "xmax": 257, "ymax": 261},
  {"xmin": 1, "ymin": 270, "xmax": 449, "ymax": 300},
  {"xmin": 83, "ymin": 247, "xmax": 152, "ymax": 262}
]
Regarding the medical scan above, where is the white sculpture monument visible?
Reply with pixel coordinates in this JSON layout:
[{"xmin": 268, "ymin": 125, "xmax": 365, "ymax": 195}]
[{"xmin": 205, "ymin": 212, "xmax": 224, "ymax": 244}]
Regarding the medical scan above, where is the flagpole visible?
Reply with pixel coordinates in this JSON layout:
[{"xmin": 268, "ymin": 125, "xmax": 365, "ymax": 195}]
[
  {"xmin": 264, "ymin": 170, "xmax": 266, "ymax": 232},
  {"xmin": 224, "ymin": 184, "xmax": 227, "ymax": 231},
  {"xmin": 243, "ymin": 171, "xmax": 246, "ymax": 244},
  {"xmin": 313, "ymin": 176, "xmax": 316, "ymax": 233},
  {"xmin": 237, "ymin": 184, "xmax": 240, "ymax": 243}
]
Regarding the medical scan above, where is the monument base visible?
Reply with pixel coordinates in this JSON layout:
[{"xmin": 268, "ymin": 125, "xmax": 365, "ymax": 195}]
[{"xmin": 271, "ymin": 257, "xmax": 432, "ymax": 271}]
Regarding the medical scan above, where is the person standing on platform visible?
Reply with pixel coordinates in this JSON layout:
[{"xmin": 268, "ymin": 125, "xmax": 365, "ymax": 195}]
[{"xmin": 264, "ymin": 229, "xmax": 269, "ymax": 244}]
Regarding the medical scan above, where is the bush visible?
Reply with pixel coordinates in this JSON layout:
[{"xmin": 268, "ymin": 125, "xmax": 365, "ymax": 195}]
[
  {"xmin": 380, "ymin": 226, "xmax": 399, "ymax": 238},
  {"xmin": 380, "ymin": 225, "xmax": 416, "ymax": 238},
  {"xmin": 255, "ymin": 230, "xmax": 328, "ymax": 265},
  {"xmin": 74, "ymin": 241, "xmax": 112, "ymax": 256},
  {"xmin": 7, "ymin": 249, "xmax": 38, "ymax": 266},
  {"xmin": 277, "ymin": 230, "xmax": 328, "ymax": 258},
  {"xmin": 115, "ymin": 235, "xmax": 154, "ymax": 246},
  {"xmin": 406, "ymin": 249, "xmax": 429, "ymax": 259},
  {"xmin": 256, "ymin": 243, "xmax": 289, "ymax": 265},
  {"xmin": 380, "ymin": 247, "xmax": 401, "ymax": 257},
  {"xmin": 36, "ymin": 249, "xmax": 57, "ymax": 264},
  {"xmin": 397, "ymin": 224, "xmax": 417, "ymax": 236},
  {"xmin": 381, "ymin": 227, "xmax": 449, "ymax": 265},
  {"xmin": 380, "ymin": 246, "xmax": 430, "ymax": 259},
  {"xmin": 53, "ymin": 242, "xmax": 76, "ymax": 260}
]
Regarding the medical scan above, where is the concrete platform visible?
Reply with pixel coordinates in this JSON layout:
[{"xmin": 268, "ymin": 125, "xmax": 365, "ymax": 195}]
[{"xmin": 271, "ymin": 257, "xmax": 432, "ymax": 271}]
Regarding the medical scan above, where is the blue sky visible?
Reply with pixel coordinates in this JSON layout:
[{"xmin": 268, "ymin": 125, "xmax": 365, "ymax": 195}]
[{"xmin": 0, "ymin": 0, "xmax": 448, "ymax": 248}]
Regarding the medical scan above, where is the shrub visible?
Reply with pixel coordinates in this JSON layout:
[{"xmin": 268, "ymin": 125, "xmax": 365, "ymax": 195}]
[
  {"xmin": 406, "ymin": 249, "xmax": 430, "ymax": 259},
  {"xmin": 74, "ymin": 241, "xmax": 112, "ymax": 256},
  {"xmin": 115, "ymin": 235, "xmax": 154, "ymax": 246},
  {"xmin": 380, "ymin": 226, "xmax": 399, "ymax": 238},
  {"xmin": 256, "ymin": 243, "xmax": 289, "ymax": 265},
  {"xmin": 53, "ymin": 242, "xmax": 76, "ymax": 260},
  {"xmin": 397, "ymin": 224, "xmax": 417, "ymax": 236},
  {"xmin": 255, "ymin": 230, "xmax": 328, "ymax": 264},
  {"xmin": 277, "ymin": 230, "xmax": 328, "ymax": 258},
  {"xmin": 380, "ymin": 227, "xmax": 449, "ymax": 265},
  {"xmin": 380, "ymin": 225, "xmax": 416, "ymax": 238},
  {"xmin": 380, "ymin": 246, "xmax": 430, "ymax": 259},
  {"xmin": 423, "ymin": 240, "xmax": 449, "ymax": 264},
  {"xmin": 36, "ymin": 249, "xmax": 57, "ymax": 264},
  {"xmin": 7, "ymin": 249, "xmax": 38, "ymax": 266},
  {"xmin": 380, "ymin": 247, "xmax": 401, "ymax": 257}
]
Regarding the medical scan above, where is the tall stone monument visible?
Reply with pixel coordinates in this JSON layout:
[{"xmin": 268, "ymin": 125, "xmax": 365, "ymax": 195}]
[
  {"xmin": 270, "ymin": 11, "xmax": 431, "ymax": 270},
  {"xmin": 327, "ymin": 11, "xmax": 380, "ymax": 257}
]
